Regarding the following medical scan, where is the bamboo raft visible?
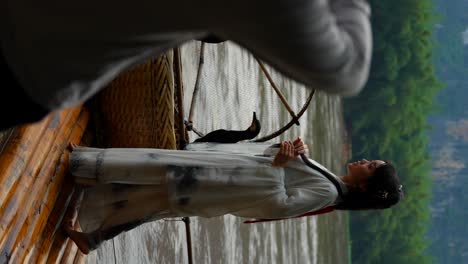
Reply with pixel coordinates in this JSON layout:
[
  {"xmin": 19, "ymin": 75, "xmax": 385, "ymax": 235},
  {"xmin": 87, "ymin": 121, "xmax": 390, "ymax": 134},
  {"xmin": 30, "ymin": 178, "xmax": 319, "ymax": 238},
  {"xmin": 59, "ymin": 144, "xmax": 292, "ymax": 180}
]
[
  {"xmin": 0, "ymin": 107, "xmax": 90, "ymax": 263},
  {"xmin": 0, "ymin": 49, "xmax": 186, "ymax": 263}
]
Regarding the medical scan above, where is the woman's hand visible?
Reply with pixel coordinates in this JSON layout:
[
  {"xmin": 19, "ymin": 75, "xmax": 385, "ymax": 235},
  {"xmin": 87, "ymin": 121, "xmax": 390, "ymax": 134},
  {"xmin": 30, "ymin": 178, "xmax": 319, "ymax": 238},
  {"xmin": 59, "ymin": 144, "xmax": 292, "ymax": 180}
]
[
  {"xmin": 272, "ymin": 141, "xmax": 296, "ymax": 167},
  {"xmin": 293, "ymin": 137, "xmax": 308, "ymax": 156},
  {"xmin": 272, "ymin": 138, "xmax": 309, "ymax": 167},
  {"xmin": 273, "ymin": 141, "xmax": 295, "ymax": 167}
]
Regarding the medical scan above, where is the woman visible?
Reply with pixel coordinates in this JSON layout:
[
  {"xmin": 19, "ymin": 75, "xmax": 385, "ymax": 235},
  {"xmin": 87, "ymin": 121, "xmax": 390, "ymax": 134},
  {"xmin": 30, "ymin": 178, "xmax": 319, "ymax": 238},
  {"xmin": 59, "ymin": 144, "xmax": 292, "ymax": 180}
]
[
  {"xmin": 65, "ymin": 137, "xmax": 402, "ymax": 254},
  {"xmin": 2, "ymin": 0, "xmax": 372, "ymax": 130}
]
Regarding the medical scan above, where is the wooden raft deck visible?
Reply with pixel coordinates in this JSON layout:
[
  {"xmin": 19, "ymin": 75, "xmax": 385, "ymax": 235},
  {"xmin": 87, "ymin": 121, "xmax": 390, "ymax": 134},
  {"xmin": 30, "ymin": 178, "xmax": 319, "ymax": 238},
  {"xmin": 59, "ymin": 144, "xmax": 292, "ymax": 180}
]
[
  {"xmin": 0, "ymin": 49, "xmax": 185, "ymax": 263},
  {"xmin": 0, "ymin": 106, "xmax": 90, "ymax": 263}
]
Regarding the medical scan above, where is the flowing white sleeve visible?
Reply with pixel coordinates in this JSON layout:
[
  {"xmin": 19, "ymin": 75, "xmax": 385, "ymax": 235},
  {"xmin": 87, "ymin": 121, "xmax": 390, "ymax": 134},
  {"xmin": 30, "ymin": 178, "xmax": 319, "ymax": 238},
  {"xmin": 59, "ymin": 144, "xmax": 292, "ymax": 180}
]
[{"xmin": 233, "ymin": 179, "xmax": 338, "ymax": 219}]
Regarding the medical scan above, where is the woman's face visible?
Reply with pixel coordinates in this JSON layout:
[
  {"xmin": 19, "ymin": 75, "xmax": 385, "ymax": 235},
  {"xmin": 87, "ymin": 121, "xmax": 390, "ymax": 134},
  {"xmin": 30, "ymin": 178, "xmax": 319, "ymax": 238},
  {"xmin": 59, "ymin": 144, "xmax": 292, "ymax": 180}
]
[{"xmin": 346, "ymin": 159, "xmax": 386, "ymax": 188}]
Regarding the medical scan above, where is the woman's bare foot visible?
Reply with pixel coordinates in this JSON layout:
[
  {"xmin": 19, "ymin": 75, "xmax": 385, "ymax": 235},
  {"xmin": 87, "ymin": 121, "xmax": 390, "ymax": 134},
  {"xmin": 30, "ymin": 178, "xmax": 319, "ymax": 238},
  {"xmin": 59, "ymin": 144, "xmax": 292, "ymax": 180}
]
[
  {"xmin": 68, "ymin": 142, "xmax": 77, "ymax": 152},
  {"xmin": 64, "ymin": 223, "xmax": 91, "ymax": 255},
  {"xmin": 74, "ymin": 177, "xmax": 98, "ymax": 186}
]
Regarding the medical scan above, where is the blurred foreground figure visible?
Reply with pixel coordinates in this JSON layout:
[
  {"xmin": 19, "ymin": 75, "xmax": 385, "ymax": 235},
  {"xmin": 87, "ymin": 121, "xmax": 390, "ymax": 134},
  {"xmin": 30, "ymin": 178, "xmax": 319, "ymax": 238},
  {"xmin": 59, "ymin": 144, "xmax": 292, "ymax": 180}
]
[{"xmin": 1, "ymin": 0, "xmax": 372, "ymax": 130}]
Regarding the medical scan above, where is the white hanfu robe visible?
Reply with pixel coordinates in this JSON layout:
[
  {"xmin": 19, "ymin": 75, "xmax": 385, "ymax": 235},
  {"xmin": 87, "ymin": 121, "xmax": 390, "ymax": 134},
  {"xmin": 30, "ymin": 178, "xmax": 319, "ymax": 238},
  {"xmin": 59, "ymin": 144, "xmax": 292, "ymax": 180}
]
[{"xmin": 70, "ymin": 143, "xmax": 341, "ymax": 236}]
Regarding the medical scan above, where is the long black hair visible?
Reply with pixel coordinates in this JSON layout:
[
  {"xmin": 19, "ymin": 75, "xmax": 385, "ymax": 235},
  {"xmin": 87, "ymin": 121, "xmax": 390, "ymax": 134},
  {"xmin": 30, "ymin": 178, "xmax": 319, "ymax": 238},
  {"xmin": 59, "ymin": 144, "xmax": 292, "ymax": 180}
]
[{"xmin": 335, "ymin": 162, "xmax": 403, "ymax": 210}]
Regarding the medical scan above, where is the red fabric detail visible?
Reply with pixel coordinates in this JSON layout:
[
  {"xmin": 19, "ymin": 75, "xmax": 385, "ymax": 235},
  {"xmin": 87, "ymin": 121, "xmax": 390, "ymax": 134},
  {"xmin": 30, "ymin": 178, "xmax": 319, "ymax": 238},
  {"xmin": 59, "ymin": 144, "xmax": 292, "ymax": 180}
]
[{"xmin": 243, "ymin": 206, "xmax": 336, "ymax": 224}]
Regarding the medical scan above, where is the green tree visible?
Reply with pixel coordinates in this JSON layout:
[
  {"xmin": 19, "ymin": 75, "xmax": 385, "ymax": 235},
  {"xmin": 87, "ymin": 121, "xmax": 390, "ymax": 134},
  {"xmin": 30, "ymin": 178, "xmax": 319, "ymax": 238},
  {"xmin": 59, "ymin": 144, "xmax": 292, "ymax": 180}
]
[{"xmin": 344, "ymin": 0, "xmax": 443, "ymax": 263}]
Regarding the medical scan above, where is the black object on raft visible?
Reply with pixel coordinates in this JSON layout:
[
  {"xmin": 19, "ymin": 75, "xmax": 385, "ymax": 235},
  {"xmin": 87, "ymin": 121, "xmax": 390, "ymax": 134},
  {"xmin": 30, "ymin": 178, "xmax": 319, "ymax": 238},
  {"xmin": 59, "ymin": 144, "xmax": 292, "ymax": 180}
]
[{"xmin": 194, "ymin": 112, "xmax": 261, "ymax": 143}]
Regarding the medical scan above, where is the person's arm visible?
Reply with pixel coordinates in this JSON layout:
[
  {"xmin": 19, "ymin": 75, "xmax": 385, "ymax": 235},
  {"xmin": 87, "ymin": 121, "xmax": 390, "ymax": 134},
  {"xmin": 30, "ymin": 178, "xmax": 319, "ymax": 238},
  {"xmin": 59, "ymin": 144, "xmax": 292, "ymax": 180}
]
[
  {"xmin": 219, "ymin": 0, "xmax": 372, "ymax": 96},
  {"xmin": 234, "ymin": 179, "xmax": 337, "ymax": 219}
]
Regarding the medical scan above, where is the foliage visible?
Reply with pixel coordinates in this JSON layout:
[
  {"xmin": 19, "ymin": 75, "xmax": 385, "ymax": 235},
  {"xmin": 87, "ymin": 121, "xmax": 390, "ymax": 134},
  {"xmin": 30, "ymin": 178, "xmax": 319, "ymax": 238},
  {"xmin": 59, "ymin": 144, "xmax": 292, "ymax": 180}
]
[{"xmin": 343, "ymin": 0, "xmax": 445, "ymax": 262}]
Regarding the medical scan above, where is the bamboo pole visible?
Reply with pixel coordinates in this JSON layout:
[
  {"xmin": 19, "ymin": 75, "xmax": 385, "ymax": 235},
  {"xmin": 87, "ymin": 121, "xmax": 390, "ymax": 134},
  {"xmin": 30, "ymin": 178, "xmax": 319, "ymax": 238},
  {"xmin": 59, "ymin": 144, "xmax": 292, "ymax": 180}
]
[
  {"xmin": 0, "ymin": 107, "xmax": 84, "ymax": 262},
  {"xmin": 182, "ymin": 217, "xmax": 193, "ymax": 264},
  {"xmin": 255, "ymin": 57, "xmax": 300, "ymax": 125},
  {"xmin": 187, "ymin": 42, "xmax": 205, "ymax": 126},
  {"xmin": 12, "ymin": 110, "xmax": 89, "ymax": 263},
  {"xmin": 173, "ymin": 47, "xmax": 188, "ymax": 149},
  {"xmin": 184, "ymin": 43, "xmax": 206, "ymax": 139},
  {"xmin": 253, "ymin": 89, "xmax": 315, "ymax": 142}
]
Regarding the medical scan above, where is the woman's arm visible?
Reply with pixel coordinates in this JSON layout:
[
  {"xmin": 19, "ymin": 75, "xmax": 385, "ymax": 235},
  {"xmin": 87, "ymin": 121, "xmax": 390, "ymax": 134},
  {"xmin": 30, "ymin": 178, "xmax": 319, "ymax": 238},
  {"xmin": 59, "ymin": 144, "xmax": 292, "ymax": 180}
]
[{"xmin": 235, "ymin": 181, "xmax": 337, "ymax": 219}]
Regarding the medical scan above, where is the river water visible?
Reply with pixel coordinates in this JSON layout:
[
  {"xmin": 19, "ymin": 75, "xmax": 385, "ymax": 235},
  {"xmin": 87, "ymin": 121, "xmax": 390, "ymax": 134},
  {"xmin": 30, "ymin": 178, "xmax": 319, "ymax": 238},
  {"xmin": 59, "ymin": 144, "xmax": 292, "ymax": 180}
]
[{"xmin": 87, "ymin": 41, "xmax": 349, "ymax": 264}]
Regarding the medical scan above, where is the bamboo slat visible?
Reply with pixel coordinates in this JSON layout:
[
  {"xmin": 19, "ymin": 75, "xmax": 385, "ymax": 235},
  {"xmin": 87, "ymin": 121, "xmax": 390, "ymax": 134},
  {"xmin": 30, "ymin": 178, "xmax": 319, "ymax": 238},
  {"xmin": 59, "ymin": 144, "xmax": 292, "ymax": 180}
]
[
  {"xmin": 0, "ymin": 129, "xmax": 15, "ymax": 154},
  {"xmin": 95, "ymin": 53, "xmax": 176, "ymax": 149},
  {"xmin": 0, "ymin": 118, "xmax": 52, "ymax": 213},
  {"xmin": 0, "ymin": 117, "xmax": 58, "ymax": 255},
  {"xmin": 59, "ymin": 230, "xmax": 78, "ymax": 264},
  {"xmin": 45, "ymin": 157, "xmax": 85, "ymax": 264},
  {"xmin": 73, "ymin": 250, "xmax": 86, "ymax": 264},
  {"xmin": 25, "ymin": 180, "xmax": 74, "ymax": 263},
  {"xmin": 35, "ymin": 185, "xmax": 81, "ymax": 264},
  {"xmin": 44, "ymin": 231, "xmax": 67, "ymax": 264},
  {"xmin": 0, "ymin": 107, "xmax": 84, "ymax": 263},
  {"xmin": 46, "ymin": 220, "xmax": 79, "ymax": 264},
  {"xmin": 0, "ymin": 109, "xmax": 78, "ymax": 246},
  {"xmin": 11, "ymin": 110, "xmax": 89, "ymax": 263}
]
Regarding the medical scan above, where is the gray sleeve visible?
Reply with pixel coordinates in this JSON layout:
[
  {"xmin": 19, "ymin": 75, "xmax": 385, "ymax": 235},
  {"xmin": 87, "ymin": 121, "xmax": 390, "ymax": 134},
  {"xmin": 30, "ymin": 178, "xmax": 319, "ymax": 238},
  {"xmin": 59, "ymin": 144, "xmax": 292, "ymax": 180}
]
[
  {"xmin": 267, "ymin": 184, "xmax": 337, "ymax": 218},
  {"xmin": 233, "ymin": 181, "xmax": 338, "ymax": 219},
  {"xmin": 217, "ymin": 0, "xmax": 372, "ymax": 96}
]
